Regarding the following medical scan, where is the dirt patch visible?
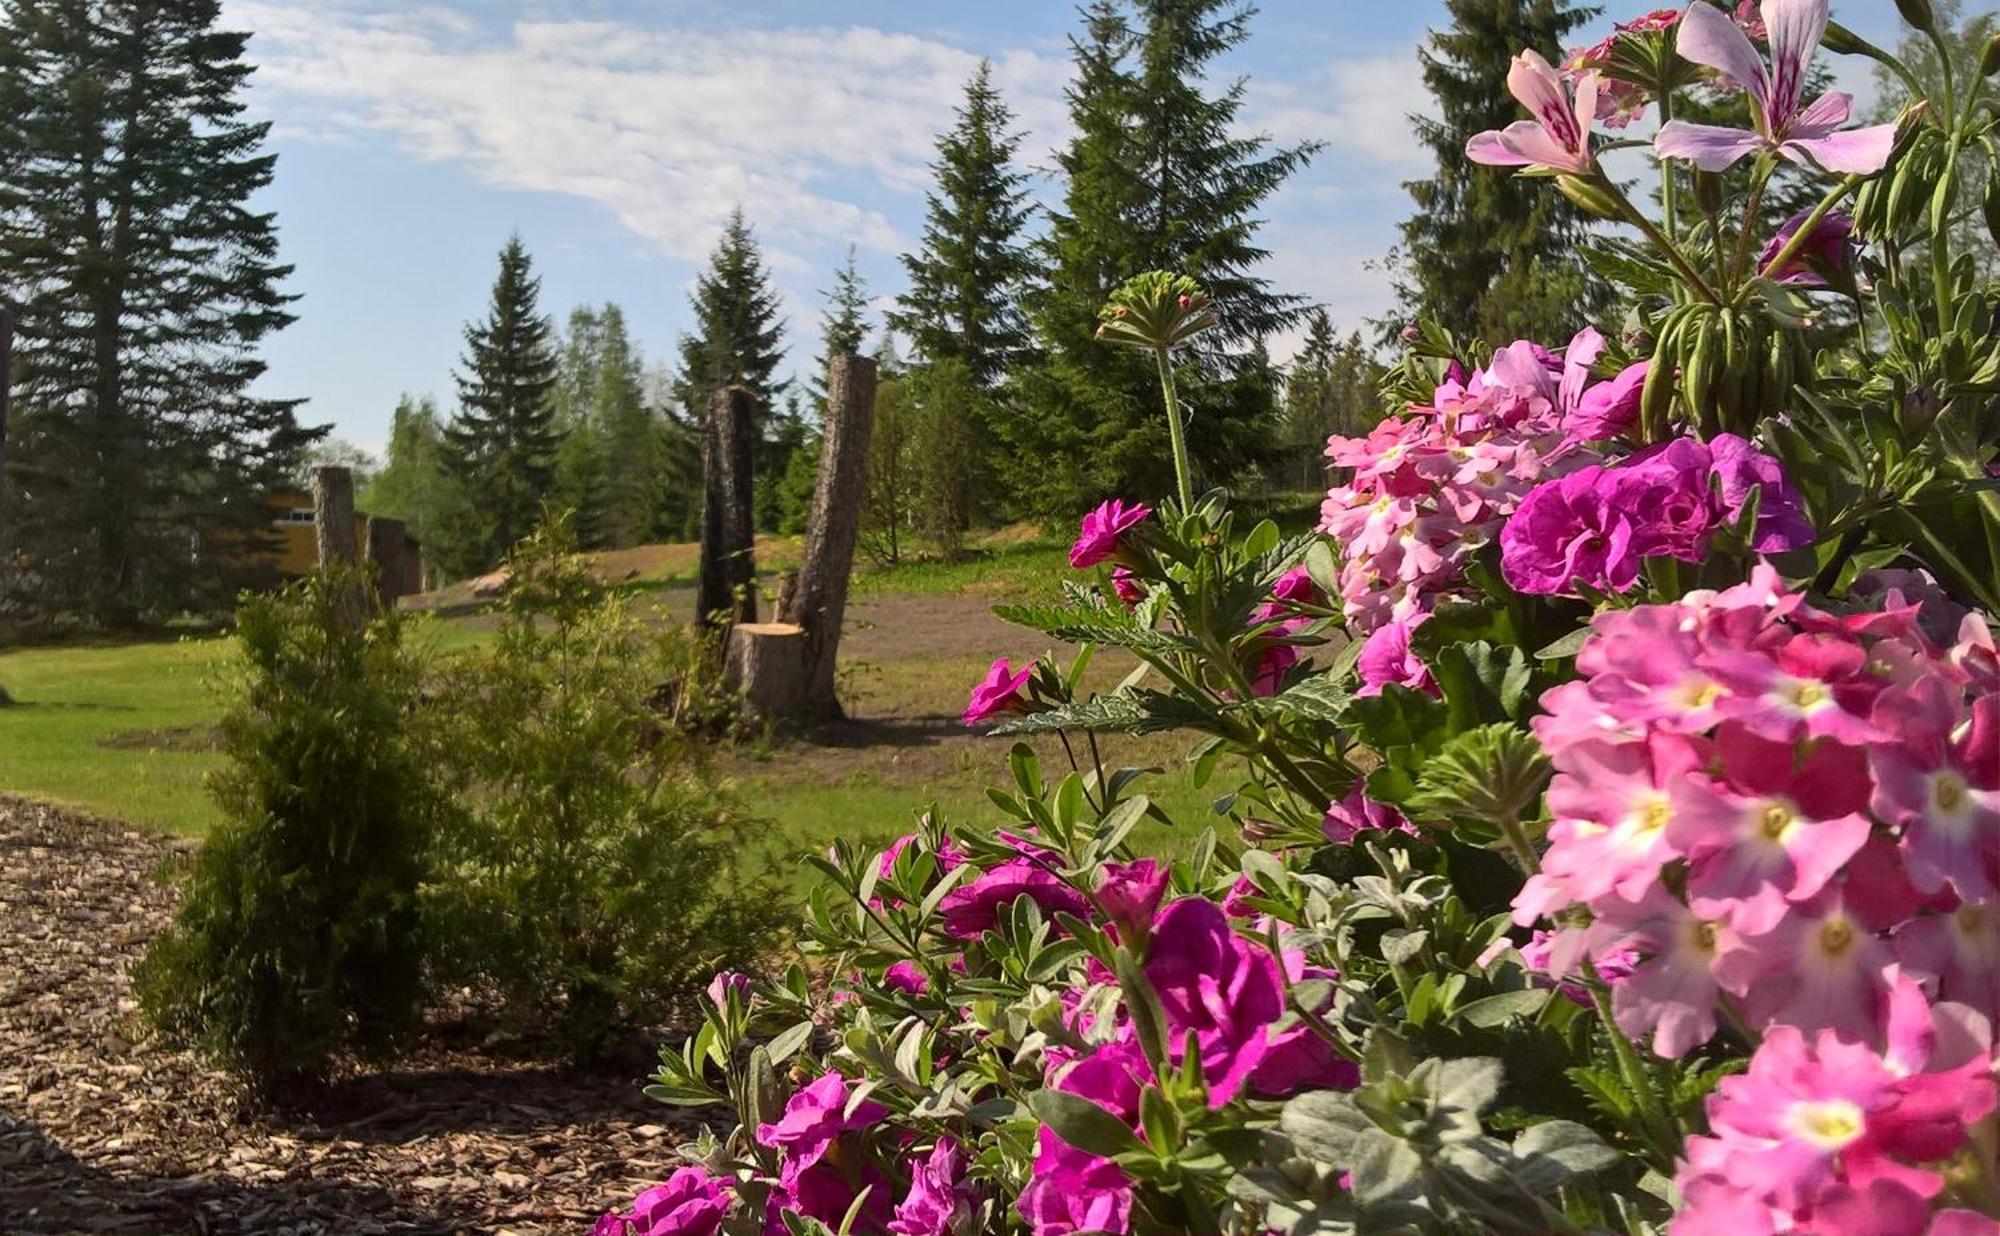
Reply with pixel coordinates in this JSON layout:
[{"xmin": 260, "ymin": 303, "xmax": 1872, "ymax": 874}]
[
  {"xmin": 840, "ymin": 593, "xmax": 1035, "ymax": 665},
  {"xmin": 0, "ymin": 797, "xmax": 703, "ymax": 1235}
]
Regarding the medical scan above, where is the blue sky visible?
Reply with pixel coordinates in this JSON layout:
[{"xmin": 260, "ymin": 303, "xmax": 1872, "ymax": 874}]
[{"xmin": 226, "ymin": 0, "xmax": 1901, "ymax": 456}]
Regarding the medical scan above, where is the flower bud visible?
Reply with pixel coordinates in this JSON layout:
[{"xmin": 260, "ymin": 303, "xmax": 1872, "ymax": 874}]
[
  {"xmin": 1555, "ymin": 174, "xmax": 1624, "ymax": 221},
  {"xmin": 1821, "ymin": 20, "xmax": 1868, "ymax": 54},
  {"xmin": 1692, "ymin": 168, "xmax": 1725, "ymax": 217},
  {"xmin": 1892, "ymin": 0, "xmax": 1936, "ymax": 36},
  {"xmin": 1982, "ymin": 33, "xmax": 2000, "ymax": 78},
  {"xmin": 1900, "ymin": 385, "xmax": 1939, "ymax": 435},
  {"xmin": 1176, "ymin": 293, "xmax": 1192, "ymax": 310},
  {"xmin": 1399, "ymin": 322, "xmax": 1421, "ymax": 343}
]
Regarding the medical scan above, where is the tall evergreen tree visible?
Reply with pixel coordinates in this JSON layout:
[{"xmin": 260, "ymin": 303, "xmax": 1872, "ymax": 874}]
[
  {"xmin": 1281, "ymin": 313, "xmax": 1382, "ymax": 490},
  {"xmin": 590, "ymin": 304, "xmax": 662, "ymax": 549},
  {"xmin": 1397, "ymin": 0, "xmax": 1603, "ymax": 345},
  {"xmin": 1001, "ymin": 0, "xmax": 1316, "ymax": 520},
  {"xmin": 889, "ymin": 61, "xmax": 1035, "ymax": 389},
  {"xmin": 810, "ymin": 247, "xmax": 870, "ymax": 413},
  {"xmin": 675, "ymin": 209, "xmax": 787, "ymax": 416},
  {"xmin": 444, "ymin": 235, "xmax": 561, "ymax": 568},
  {"xmin": 0, "ymin": 0, "xmax": 316, "ymax": 624}
]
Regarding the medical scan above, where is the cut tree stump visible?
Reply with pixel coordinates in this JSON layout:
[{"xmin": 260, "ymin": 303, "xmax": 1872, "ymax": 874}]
[
  {"xmin": 725, "ymin": 622, "xmax": 808, "ymax": 723},
  {"xmin": 782, "ymin": 353, "xmax": 876, "ymax": 720},
  {"xmin": 312, "ymin": 464, "xmax": 370, "ymax": 633},
  {"xmin": 697, "ymin": 385, "xmax": 758, "ymax": 628}
]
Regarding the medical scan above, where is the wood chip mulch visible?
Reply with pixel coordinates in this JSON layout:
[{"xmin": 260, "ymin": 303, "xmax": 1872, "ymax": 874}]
[{"xmin": 0, "ymin": 796, "xmax": 708, "ymax": 1235}]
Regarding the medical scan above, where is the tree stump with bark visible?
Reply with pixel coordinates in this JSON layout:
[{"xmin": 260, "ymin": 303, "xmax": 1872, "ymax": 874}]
[
  {"xmin": 698, "ymin": 385, "xmax": 758, "ymax": 628},
  {"xmin": 725, "ymin": 622, "xmax": 808, "ymax": 723},
  {"xmin": 781, "ymin": 354, "xmax": 877, "ymax": 720},
  {"xmin": 312, "ymin": 465, "xmax": 369, "ymax": 633}
]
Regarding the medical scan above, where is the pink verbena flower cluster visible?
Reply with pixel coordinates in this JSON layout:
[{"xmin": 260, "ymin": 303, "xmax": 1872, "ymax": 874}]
[
  {"xmin": 1671, "ymin": 980, "xmax": 1999, "ymax": 1236},
  {"xmin": 1514, "ymin": 566, "xmax": 2000, "ymax": 1059},
  {"xmin": 1318, "ymin": 329, "xmax": 1646, "ymax": 633}
]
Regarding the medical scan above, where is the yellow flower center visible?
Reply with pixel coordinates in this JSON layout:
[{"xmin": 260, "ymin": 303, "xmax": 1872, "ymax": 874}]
[
  {"xmin": 1759, "ymin": 802, "xmax": 1795, "ymax": 840},
  {"xmin": 1957, "ymin": 904, "xmax": 1985, "ymax": 935},
  {"xmin": 1789, "ymin": 1099, "xmax": 1865, "ymax": 1150},
  {"xmin": 1935, "ymin": 773, "xmax": 1967, "ymax": 815},
  {"xmin": 1681, "ymin": 680, "xmax": 1725, "ymax": 708},
  {"xmin": 1691, "ymin": 921, "xmax": 1718, "ymax": 954},
  {"xmin": 1638, "ymin": 798, "xmax": 1672, "ymax": 834},
  {"xmin": 1819, "ymin": 918, "xmax": 1855, "ymax": 957},
  {"xmin": 1790, "ymin": 680, "xmax": 1829, "ymax": 709}
]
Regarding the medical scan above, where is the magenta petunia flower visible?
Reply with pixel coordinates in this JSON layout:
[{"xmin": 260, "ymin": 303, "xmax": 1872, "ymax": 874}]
[
  {"xmin": 1356, "ymin": 615, "xmax": 1436, "ymax": 697},
  {"xmin": 1095, "ymin": 859, "xmax": 1170, "ymax": 940},
  {"xmin": 884, "ymin": 960, "xmax": 929, "ymax": 996},
  {"xmin": 1021, "ymin": 1037, "xmax": 1147, "ymax": 1236},
  {"xmin": 597, "ymin": 1166, "xmax": 733, "ymax": 1236},
  {"xmin": 1110, "ymin": 565, "xmax": 1144, "ymax": 606},
  {"xmin": 1563, "ymin": 360, "xmax": 1649, "ymax": 444},
  {"xmin": 1499, "ymin": 464, "xmax": 1644, "ymax": 595},
  {"xmin": 1467, "ymin": 49, "xmax": 1601, "ymax": 174},
  {"xmin": 1321, "ymin": 784, "xmax": 1416, "ymax": 845},
  {"xmin": 937, "ymin": 858, "xmax": 1089, "ymax": 940},
  {"xmin": 1070, "ymin": 499, "xmax": 1151, "ymax": 569},
  {"xmin": 889, "ymin": 1138, "xmax": 972, "ymax": 1236},
  {"xmin": 962, "ymin": 657, "xmax": 1033, "ymax": 727},
  {"xmin": 1758, "ymin": 208, "xmax": 1858, "ymax": 286},
  {"xmin": 755, "ymin": 1071, "xmax": 888, "ymax": 1182},
  {"xmin": 705, "ymin": 970, "xmax": 751, "ymax": 1011},
  {"xmin": 1654, "ymin": 0, "xmax": 1899, "ymax": 174},
  {"xmin": 1143, "ymin": 897, "xmax": 1288, "ymax": 1106}
]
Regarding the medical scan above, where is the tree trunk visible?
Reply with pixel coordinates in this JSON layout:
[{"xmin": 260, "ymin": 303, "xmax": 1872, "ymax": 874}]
[
  {"xmin": 312, "ymin": 465, "xmax": 368, "ymax": 633},
  {"xmin": 365, "ymin": 514, "xmax": 421, "ymax": 604},
  {"xmin": 725, "ymin": 622, "xmax": 808, "ymax": 723},
  {"xmin": 783, "ymin": 354, "xmax": 876, "ymax": 720},
  {"xmin": 0, "ymin": 305, "xmax": 11, "ymax": 518},
  {"xmin": 697, "ymin": 385, "xmax": 758, "ymax": 628}
]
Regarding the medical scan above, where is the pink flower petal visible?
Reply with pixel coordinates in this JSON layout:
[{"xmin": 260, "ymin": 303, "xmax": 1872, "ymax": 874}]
[
  {"xmin": 1656, "ymin": 119, "xmax": 1768, "ymax": 171},
  {"xmin": 1677, "ymin": 0, "xmax": 1771, "ymax": 107}
]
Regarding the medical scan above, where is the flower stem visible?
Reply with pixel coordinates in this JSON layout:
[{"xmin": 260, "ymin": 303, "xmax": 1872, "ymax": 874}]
[
  {"xmin": 1155, "ymin": 346, "xmax": 1195, "ymax": 511},
  {"xmin": 1600, "ymin": 174, "xmax": 1722, "ymax": 304},
  {"xmin": 1657, "ymin": 88, "xmax": 1678, "ymax": 242}
]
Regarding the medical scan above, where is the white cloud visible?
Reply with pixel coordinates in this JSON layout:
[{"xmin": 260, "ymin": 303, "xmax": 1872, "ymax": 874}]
[
  {"xmin": 1249, "ymin": 51, "xmax": 1437, "ymax": 175},
  {"xmin": 224, "ymin": 1, "xmax": 1072, "ymax": 268}
]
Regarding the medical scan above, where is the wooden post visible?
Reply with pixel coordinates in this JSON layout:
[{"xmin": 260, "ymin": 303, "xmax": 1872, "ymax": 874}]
[
  {"xmin": 697, "ymin": 385, "xmax": 758, "ymax": 628},
  {"xmin": 365, "ymin": 514, "xmax": 420, "ymax": 604},
  {"xmin": 312, "ymin": 464, "xmax": 368, "ymax": 632},
  {"xmin": 783, "ymin": 354, "xmax": 876, "ymax": 720}
]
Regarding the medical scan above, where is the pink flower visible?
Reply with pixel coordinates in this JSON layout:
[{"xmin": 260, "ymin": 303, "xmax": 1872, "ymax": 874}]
[
  {"xmin": 1500, "ymin": 464, "xmax": 1645, "ymax": 595},
  {"xmin": 755, "ymin": 1072, "xmax": 888, "ymax": 1182},
  {"xmin": 1563, "ymin": 360, "xmax": 1649, "ymax": 443},
  {"xmin": 884, "ymin": 960, "xmax": 929, "ymax": 995},
  {"xmin": 1021, "ymin": 1038, "xmax": 1146, "ymax": 1236},
  {"xmin": 1467, "ymin": 50, "xmax": 1600, "ymax": 173},
  {"xmin": 1759, "ymin": 208, "xmax": 1858, "ymax": 286},
  {"xmin": 1670, "ymin": 999, "xmax": 1996, "ymax": 1234},
  {"xmin": 1667, "ymin": 726, "xmax": 1873, "ymax": 935},
  {"xmin": 937, "ymin": 858, "xmax": 1088, "ymax": 940},
  {"xmin": 1655, "ymin": 0, "xmax": 1899, "ymax": 174},
  {"xmin": 1110, "ymin": 566, "xmax": 1144, "ymax": 606},
  {"xmin": 1870, "ymin": 682, "xmax": 2000, "ymax": 901},
  {"xmin": 1521, "ymin": 734, "xmax": 1705, "ymax": 920},
  {"xmin": 1356, "ymin": 616, "xmax": 1435, "ymax": 697},
  {"xmin": 598, "ymin": 1167, "xmax": 733, "ymax": 1236},
  {"xmin": 771, "ymin": 1163, "xmax": 894, "ymax": 1236},
  {"xmin": 1322, "ymin": 785, "xmax": 1416, "ymax": 845},
  {"xmin": 1600, "ymin": 888, "xmax": 1739, "ymax": 1059},
  {"xmin": 1143, "ymin": 897, "xmax": 1286, "ymax": 1106},
  {"xmin": 1896, "ymin": 901, "xmax": 2000, "ymax": 1019},
  {"xmin": 1095, "ymin": 859, "xmax": 1170, "ymax": 940},
  {"xmin": 890, "ymin": 1138, "xmax": 972, "ymax": 1236},
  {"xmin": 1070, "ymin": 499, "xmax": 1150, "ymax": 569},
  {"xmin": 1719, "ymin": 893, "xmax": 1895, "ymax": 1044},
  {"xmin": 706, "ymin": 970, "xmax": 751, "ymax": 1010},
  {"xmin": 963, "ymin": 658, "xmax": 1032, "ymax": 726}
]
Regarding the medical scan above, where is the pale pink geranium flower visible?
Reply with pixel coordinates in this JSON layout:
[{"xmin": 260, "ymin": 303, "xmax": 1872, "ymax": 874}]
[
  {"xmin": 1668, "ymin": 726, "xmax": 1873, "ymax": 934},
  {"xmin": 1467, "ymin": 50, "xmax": 1600, "ymax": 174},
  {"xmin": 1655, "ymin": 0, "xmax": 1898, "ymax": 174},
  {"xmin": 1896, "ymin": 901, "xmax": 2000, "ymax": 1019}
]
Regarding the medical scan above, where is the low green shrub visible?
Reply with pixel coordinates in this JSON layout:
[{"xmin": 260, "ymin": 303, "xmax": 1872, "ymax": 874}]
[
  {"xmin": 135, "ymin": 569, "xmax": 439, "ymax": 1088},
  {"xmin": 426, "ymin": 515, "xmax": 783, "ymax": 1060}
]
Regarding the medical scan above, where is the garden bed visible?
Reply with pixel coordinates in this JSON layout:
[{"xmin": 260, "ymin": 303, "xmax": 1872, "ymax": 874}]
[{"xmin": 0, "ymin": 796, "xmax": 697, "ymax": 1235}]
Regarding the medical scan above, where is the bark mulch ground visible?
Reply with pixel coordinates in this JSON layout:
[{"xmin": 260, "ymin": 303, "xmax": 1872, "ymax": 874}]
[{"xmin": 0, "ymin": 796, "xmax": 704, "ymax": 1235}]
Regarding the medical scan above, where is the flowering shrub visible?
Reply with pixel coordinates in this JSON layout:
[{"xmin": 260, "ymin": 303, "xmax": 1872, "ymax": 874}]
[{"xmin": 599, "ymin": 2, "xmax": 2000, "ymax": 1233}]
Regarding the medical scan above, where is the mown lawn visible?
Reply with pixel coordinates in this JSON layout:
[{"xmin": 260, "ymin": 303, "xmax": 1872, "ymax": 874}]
[{"xmin": 0, "ymin": 528, "xmax": 1232, "ymax": 873}]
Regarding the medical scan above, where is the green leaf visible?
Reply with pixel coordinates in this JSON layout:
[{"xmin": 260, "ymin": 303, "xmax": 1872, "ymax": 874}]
[
  {"xmin": 1429, "ymin": 1057, "xmax": 1504, "ymax": 1118},
  {"xmin": 1261, "ymin": 671, "xmax": 1353, "ymax": 723},
  {"xmin": 1280, "ymin": 1090, "xmax": 1371, "ymax": 1165},
  {"xmin": 1343, "ymin": 684, "xmax": 1451, "ymax": 752},
  {"xmin": 989, "ymin": 689, "xmax": 1217, "ymax": 737},
  {"xmin": 1347, "ymin": 1129, "xmax": 1423, "ymax": 1206},
  {"xmin": 992, "ymin": 601, "xmax": 1199, "ymax": 656},
  {"xmin": 1029, "ymin": 1089, "xmax": 1151, "ymax": 1160},
  {"xmin": 1533, "ymin": 627, "xmax": 1591, "ymax": 661},
  {"xmin": 1510, "ymin": 1120, "xmax": 1621, "ymax": 1191},
  {"xmin": 1406, "ymin": 724, "xmax": 1552, "ymax": 839},
  {"xmin": 1456, "ymin": 988, "xmax": 1553, "ymax": 1029},
  {"xmin": 1432, "ymin": 641, "xmax": 1536, "ymax": 726}
]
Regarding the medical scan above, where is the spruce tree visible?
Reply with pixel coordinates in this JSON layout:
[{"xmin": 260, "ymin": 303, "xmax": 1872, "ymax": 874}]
[
  {"xmin": 1002, "ymin": 0, "xmax": 1316, "ymax": 521},
  {"xmin": 359, "ymin": 394, "xmax": 465, "ymax": 568},
  {"xmin": 810, "ymin": 247, "xmax": 870, "ymax": 413},
  {"xmin": 0, "ymin": 0, "xmax": 315, "ymax": 624},
  {"xmin": 1398, "ymin": 0, "xmax": 1603, "ymax": 345},
  {"xmin": 675, "ymin": 209, "xmax": 787, "ymax": 415},
  {"xmin": 1281, "ymin": 314, "xmax": 1382, "ymax": 489},
  {"xmin": 889, "ymin": 61, "xmax": 1035, "ymax": 389},
  {"xmin": 591, "ymin": 304, "xmax": 661, "ymax": 549},
  {"xmin": 444, "ymin": 235, "xmax": 561, "ymax": 568}
]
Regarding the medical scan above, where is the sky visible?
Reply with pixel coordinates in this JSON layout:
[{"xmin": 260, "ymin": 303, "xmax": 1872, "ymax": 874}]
[{"xmin": 222, "ymin": 0, "xmax": 1903, "ymax": 457}]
